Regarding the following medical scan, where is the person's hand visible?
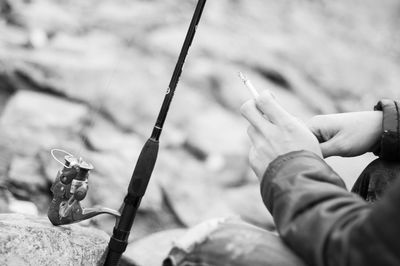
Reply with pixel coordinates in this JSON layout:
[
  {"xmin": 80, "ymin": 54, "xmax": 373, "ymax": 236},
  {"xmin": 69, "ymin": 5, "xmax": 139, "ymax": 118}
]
[
  {"xmin": 240, "ymin": 91, "xmax": 322, "ymax": 180},
  {"xmin": 307, "ymin": 111, "xmax": 383, "ymax": 158}
]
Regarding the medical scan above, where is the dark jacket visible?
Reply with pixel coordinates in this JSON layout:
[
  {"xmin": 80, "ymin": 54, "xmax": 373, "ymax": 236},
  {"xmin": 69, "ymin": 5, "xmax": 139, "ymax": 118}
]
[{"xmin": 260, "ymin": 100, "xmax": 400, "ymax": 266}]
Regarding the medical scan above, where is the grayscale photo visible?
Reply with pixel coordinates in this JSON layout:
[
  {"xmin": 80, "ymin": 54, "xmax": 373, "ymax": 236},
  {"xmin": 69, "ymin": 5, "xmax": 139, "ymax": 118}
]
[{"xmin": 0, "ymin": 0, "xmax": 399, "ymax": 265}]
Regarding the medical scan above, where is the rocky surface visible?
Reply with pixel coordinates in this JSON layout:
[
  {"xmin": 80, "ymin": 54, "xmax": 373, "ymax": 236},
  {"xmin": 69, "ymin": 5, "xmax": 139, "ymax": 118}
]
[
  {"xmin": 0, "ymin": 214, "xmax": 109, "ymax": 266},
  {"xmin": 0, "ymin": 0, "xmax": 399, "ymax": 263},
  {"xmin": 124, "ymin": 229, "xmax": 187, "ymax": 266}
]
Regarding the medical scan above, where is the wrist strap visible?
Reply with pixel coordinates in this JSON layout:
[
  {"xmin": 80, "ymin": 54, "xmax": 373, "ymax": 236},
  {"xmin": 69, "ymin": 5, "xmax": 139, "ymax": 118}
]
[{"xmin": 374, "ymin": 99, "xmax": 400, "ymax": 161}]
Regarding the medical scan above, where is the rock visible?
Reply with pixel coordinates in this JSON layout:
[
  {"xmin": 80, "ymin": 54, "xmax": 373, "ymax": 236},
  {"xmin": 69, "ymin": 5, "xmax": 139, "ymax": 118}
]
[
  {"xmin": 11, "ymin": 0, "xmax": 79, "ymax": 32},
  {"xmin": 8, "ymin": 197, "xmax": 39, "ymax": 216},
  {"xmin": 0, "ymin": 90, "xmax": 88, "ymax": 156},
  {"xmin": 157, "ymin": 152, "xmax": 236, "ymax": 226},
  {"xmin": 0, "ymin": 175, "xmax": 38, "ymax": 217},
  {"xmin": 0, "ymin": 0, "xmax": 11, "ymax": 16},
  {"xmin": 7, "ymin": 154, "xmax": 51, "ymax": 213},
  {"xmin": 156, "ymin": 150, "xmax": 273, "ymax": 229},
  {"xmin": 0, "ymin": 186, "xmax": 11, "ymax": 213},
  {"xmin": 0, "ymin": 159, "xmax": 39, "ymax": 216},
  {"xmin": 156, "ymin": 152, "xmax": 273, "ymax": 228},
  {"xmin": 0, "ymin": 132, "xmax": 14, "ymax": 184},
  {"xmin": 8, "ymin": 155, "xmax": 47, "ymax": 193},
  {"xmin": 206, "ymin": 154, "xmax": 251, "ymax": 188},
  {"xmin": 160, "ymin": 182, "xmax": 235, "ymax": 227},
  {"xmin": 154, "ymin": 149, "xmax": 265, "ymax": 228},
  {"xmin": 0, "ymin": 0, "xmax": 26, "ymax": 27},
  {"xmin": 224, "ymin": 184, "xmax": 275, "ymax": 231},
  {"xmin": 185, "ymin": 105, "xmax": 248, "ymax": 157},
  {"xmin": 82, "ymin": 115, "xmax": 151, "ymax": 155},
  {"xmin": 0, "ymin": 213, "xmax": 109, "ymax": 266},
  {"xmin": 0, "ymin": 88, "xmax": 13, "ymax": 115},
  {"xmin": 124, "ymin": 229, "xmax": 187, "ymax": 266},
  {"xmin": 25, "ymin": 28, "xmax": 48, "ymax": 49}
]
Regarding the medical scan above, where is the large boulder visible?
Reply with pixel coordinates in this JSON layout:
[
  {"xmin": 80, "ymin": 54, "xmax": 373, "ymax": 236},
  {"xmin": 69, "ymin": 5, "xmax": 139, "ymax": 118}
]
[
  {"xmin": 0, "ymin": 214, "xmax": 109, "ymax": 266},
  {"xmin": 0, "ymin": 90, "xmax": 88, "ymax": 156}
]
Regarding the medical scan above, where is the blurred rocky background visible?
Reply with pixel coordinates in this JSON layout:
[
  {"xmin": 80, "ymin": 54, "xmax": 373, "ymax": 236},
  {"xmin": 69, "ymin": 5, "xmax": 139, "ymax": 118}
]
[{"xmin": 0, "ymin": 0, "xmax": 399, "ymax": 264}]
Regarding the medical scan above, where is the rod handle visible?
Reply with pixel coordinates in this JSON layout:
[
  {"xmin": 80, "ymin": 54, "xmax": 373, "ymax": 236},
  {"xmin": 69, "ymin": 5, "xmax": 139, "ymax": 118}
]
[
  {"xmin": 127, "ymin": 138, "xmax": 159, "ymax": 197},
  {"xmin": 103, "ymin": 249, "xmax": 122, "ymax": 266}
]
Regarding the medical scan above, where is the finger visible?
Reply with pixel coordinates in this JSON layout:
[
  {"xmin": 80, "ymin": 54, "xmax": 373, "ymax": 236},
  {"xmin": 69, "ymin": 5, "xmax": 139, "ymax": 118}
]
[
  {"xmin": 241, "ymin": 100, "xmax": 276, "ymax": 133},
  {"xmin": 255, "ymin": 90, "xmax": 295, "ymax": 126},
  {"xmin": 249, "ymin": 147, "xmax": 264, "ymax": 179},
  {"xmin": 247, "ymin": 126, "xmax": 264, "ymax": 146}
]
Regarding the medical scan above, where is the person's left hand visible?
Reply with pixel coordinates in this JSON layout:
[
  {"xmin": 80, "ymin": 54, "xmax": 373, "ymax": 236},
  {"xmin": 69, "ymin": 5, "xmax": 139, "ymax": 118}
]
[{"xmin": 240, "ymin": 91, "xmax": 322, "ymax": 180}]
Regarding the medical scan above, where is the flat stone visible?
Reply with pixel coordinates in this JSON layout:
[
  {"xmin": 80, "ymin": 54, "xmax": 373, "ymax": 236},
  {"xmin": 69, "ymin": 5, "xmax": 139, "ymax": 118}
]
[
  {"xmin": 0, "ymin": 132, "xmax": 14, "ymax": 185},
  {"xmin": 8, "ymin": 155, "xmax": 47, "ymax": 192},
  {"xmin": 0, "ymin": 186, "xmax": 11, "ymax": 213},
  {"xmin": 84, "ymin": 116, "xmax": 143, "ymax": 153},
  {"xmin": 0, "ymin": 213, "xmax": 109, "ymax": 266},
  {"xmin": 185, "ymin": 105, "xmax": 248, "ymax": 157},
  {"xmin": 224, "ymin": 184, "xmax": 275, "ymax": 231},
  {"xmin": 0, "ymin": 90, "xmax": 88, "ymax": 156},
  {"xmin": 124, "ymin": 229, "xmax": 186, "ymax": 266},
  {"xmin": 206, "ymin": 154, "xmax": 251, "ymax": 188},
  {"xmin": 156, "ymin": 151, "xmax": 236, "ymax": 226}
]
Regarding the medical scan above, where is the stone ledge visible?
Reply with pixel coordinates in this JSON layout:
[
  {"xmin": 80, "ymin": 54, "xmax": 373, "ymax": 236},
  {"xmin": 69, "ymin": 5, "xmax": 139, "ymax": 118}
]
[{"xmin": 0, "ymin": 213, "xmax": 109, "ymax": 266}]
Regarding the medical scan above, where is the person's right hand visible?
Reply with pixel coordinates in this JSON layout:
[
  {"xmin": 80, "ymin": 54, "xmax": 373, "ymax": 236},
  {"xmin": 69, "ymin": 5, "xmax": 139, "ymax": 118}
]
[{"xmin": 307, "ymin": 111, "xmax": 383, "ymax": 158}]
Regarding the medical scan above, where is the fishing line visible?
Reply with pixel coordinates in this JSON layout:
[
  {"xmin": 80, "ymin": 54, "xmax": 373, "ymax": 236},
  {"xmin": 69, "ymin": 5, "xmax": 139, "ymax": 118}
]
[
  {"xmin": 75, "ymin": 66, "xmax": 119, "ymax": 160},
  {"xmin": 52, "ymin": 3, "xmax": 199, "ymax": 162},
  {"xmin": 52, "ymin": 37, "xmax": 132, "ymax": 163}
]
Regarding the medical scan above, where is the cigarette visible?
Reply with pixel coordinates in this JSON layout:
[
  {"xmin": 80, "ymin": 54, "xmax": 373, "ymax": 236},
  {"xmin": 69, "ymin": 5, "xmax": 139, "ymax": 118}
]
[{"xmin": 238, "ymin": 72, "xmax": 259, "ymax": 98}]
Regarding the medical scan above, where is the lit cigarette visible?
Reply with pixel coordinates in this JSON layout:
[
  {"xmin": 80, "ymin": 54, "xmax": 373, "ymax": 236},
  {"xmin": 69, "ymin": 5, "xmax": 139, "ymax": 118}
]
[{"xmin": 238, "ymin": 72, "xmax": 259, "ymax": 98}]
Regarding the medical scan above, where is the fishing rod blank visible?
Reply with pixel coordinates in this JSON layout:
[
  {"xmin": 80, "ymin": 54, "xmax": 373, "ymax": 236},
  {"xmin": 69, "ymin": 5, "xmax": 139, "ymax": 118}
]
[{"xmin": 104, "ymin": 1, "xmax": 207, "ymax": 265}]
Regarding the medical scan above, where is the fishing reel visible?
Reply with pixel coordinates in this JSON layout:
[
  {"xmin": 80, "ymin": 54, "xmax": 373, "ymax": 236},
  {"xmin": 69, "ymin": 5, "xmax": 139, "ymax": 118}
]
[{"xmin": 48, "ymin": 149, "xmax": 120, "ymax": 225}]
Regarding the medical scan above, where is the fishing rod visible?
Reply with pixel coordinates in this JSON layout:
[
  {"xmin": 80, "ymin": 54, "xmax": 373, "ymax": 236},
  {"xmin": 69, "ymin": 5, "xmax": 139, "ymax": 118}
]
[
  {"xmin": 46, "ymin": 0, "xmax": 207, "ymax": 264},
  {"xmin": 104, "ymin": 1, "xmax": 207, "ymax": 265}
]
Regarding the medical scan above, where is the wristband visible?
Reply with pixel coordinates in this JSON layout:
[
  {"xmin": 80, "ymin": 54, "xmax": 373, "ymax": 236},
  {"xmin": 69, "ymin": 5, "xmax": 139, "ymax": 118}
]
[{"xmin": 374, "ymin": 99, "xmax": 400, "ymax": 161}]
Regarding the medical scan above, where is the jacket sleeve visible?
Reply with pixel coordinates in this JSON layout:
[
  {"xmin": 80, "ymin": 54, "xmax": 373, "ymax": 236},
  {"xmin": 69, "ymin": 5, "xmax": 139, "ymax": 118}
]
[{"xmin": 261, "ymin": 151, "xmax": 400, "ymax": 266}]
